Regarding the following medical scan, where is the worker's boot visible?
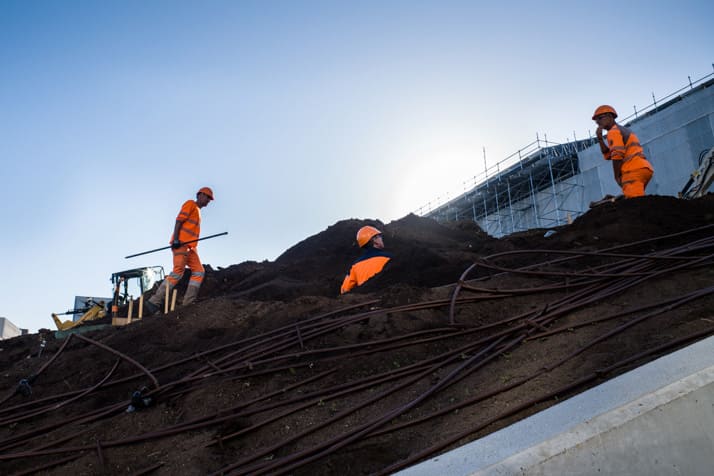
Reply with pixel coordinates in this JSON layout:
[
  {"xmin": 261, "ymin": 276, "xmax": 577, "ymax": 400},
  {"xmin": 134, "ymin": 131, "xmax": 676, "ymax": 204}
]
[
  {"xmin": 146, "ymin": 280, "xmax": 170, "ymax": 315},
  {"xmin": 182, "ymin": 284, "xmax": 201, "ymax": 306}
]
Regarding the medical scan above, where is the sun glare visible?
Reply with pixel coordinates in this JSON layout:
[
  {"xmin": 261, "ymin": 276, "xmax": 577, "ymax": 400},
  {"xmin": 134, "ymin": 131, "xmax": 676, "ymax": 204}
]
[{"xmin": 389, "ymin": 144, "xmax": 480, "ymax": 220}]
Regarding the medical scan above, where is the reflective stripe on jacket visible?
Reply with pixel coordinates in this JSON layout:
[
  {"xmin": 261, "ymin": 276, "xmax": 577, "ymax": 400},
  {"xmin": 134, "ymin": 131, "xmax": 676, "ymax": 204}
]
[
  {"xmin": 340, "ymin": 248, "xmax": 392, "ymax": 294},
  {"xmin": 604, "ymin": 124, "xmax": 653, "ymax": 173},
  {"xmin": 171, "ymin": 200, "xmax": 201, "ymax": 247}
]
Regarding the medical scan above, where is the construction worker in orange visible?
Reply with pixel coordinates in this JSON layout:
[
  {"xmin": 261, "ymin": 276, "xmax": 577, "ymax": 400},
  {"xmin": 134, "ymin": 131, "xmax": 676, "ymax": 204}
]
[
  {"xmin": 340, "ymin": 226, "xmax": 393, "ymax": 294},
  {"xmin": 593, "ymin": 105, "xmax": 654, "ymax": 198},
  {"xmin": 145, "ymin": 187, "xmax": 214, "ymax": 315}
]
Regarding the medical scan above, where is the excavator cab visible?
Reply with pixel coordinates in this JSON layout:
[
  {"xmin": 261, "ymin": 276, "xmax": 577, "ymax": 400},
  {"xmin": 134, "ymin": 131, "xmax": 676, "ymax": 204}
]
[
  {"xmin": 52, "ymin": 266, "xmax": 166, "ymax": 330},
  {"xmin": 110, "ymin": 266, "xmax": 165, "ymax": 308}
]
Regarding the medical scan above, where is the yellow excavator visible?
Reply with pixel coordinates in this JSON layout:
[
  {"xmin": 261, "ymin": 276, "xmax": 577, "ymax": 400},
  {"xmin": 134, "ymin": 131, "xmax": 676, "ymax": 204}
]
[
  {"xmin": 52, "ymin": 299, "xmax": 108, "ymax": 331},
  {"xmin": 51, "ymin": 266, "xmax": 165, "ymax": 330}
]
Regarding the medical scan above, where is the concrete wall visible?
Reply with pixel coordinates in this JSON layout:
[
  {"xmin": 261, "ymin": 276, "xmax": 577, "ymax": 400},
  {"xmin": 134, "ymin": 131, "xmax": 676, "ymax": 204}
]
[
  {"xmin": 0, "ymin": 317, "xmax": 21, "ymax": 340},
  {"xmin": 514, "ymin": 371, "xmax": 714, "ymax": 476},
  {"xmin": 397, "ymin": 335, "xmax": 714, "ymax": 476}
]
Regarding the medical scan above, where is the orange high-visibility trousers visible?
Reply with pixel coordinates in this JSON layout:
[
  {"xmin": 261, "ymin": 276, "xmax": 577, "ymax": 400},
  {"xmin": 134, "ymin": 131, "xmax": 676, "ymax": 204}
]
[
  {"xmin": 167, "ymin": 246, "xmax": 205, "ymax": 288},
  {"xmin": 621, "ymin": 167, "xmax": 653, "ymax": 198}
]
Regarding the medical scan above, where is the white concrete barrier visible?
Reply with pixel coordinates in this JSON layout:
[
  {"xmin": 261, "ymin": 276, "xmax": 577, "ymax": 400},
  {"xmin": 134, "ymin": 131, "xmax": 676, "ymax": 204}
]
[{"xmin": 397, "ymin": 335, "xmax": 714, "ymax": 476}]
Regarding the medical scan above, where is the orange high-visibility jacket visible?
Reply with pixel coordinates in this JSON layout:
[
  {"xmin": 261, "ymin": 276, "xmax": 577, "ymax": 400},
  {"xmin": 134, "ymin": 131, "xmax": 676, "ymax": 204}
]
[
  {"xmin": 603, "ymin": 124, "xmax": 653, "ymax": 173},
  {"xmin": 340, "ymin": 248, "xmax": 392, "ymax": 294},
  {"xmin": 171, "ymin": 200, "xmax": 201, "ymax": 247}
]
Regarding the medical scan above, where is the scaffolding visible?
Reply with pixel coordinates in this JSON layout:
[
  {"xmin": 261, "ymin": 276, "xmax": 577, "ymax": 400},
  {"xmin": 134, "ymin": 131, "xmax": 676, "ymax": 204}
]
[{"xmin": 424, "ymin": 138, "xmax": 597, "ymax": 237}]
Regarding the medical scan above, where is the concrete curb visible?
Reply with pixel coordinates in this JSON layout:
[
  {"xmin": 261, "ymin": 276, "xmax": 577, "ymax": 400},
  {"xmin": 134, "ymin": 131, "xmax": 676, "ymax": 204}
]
[{"xmin": 397, "ymin": 335, "xmax": 714, "ymax": 476}]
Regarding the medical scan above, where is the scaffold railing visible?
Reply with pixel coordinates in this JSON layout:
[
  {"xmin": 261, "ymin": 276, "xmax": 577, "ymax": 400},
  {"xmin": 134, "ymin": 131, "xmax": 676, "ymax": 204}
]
[
  {"xmin": 622, "ymin": 64, "xmax": 714, "ymax": 124},
  {"xmin": 423, "ymin": 137, "xmax": 593, "ymax": 236},
  {"xmin": 414, "ymin": 135, "xmax": 589, "ymax": 216}
]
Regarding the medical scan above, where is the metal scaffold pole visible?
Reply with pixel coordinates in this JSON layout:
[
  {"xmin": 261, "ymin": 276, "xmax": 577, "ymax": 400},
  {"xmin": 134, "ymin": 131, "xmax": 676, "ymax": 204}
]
[
  {"xmin": 529, "ymin": 173, "xmax": 540, "ymax": 228},
  {"xmin": 507, "ymin": 179, "xmax": 515, "ymax": 233},
  {"xmin": 547, "ymin": 155, "xmax": 561, "ymax": 225}
]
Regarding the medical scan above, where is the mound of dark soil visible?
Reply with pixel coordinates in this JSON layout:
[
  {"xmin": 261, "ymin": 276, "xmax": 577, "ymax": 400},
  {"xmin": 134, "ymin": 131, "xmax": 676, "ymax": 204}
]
[{"xmin": 2, "ymin": 195, "xmax": 714, "ymax": 475}]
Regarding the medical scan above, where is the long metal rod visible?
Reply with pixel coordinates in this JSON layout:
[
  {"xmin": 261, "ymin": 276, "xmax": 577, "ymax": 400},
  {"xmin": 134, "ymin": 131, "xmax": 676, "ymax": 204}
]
[{"xmin": 124, "ymin": 232, "xmax": 228, "ymax": 259}]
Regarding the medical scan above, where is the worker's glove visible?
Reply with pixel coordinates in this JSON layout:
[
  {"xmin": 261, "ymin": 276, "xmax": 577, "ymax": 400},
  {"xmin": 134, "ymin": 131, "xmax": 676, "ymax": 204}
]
[{"xmin": 171, "ymin": 240, "xmax": 182, "ymax": 250}]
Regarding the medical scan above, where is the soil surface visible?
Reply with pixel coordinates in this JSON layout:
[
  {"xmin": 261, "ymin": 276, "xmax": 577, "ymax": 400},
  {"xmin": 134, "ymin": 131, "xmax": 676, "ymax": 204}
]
[{"xmin": 2, "ymin": 195, "xmax": 714, "ymax": 475}]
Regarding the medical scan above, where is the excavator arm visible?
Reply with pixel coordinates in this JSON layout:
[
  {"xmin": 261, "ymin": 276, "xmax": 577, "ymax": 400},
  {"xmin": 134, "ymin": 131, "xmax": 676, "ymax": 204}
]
[
  {"xmin": 680, "ymin": 147, "xmax": 714, "ymax": 199},
  {"xmin": 51, "ymin": 303, "xmax": 106, "ymax": 331}
]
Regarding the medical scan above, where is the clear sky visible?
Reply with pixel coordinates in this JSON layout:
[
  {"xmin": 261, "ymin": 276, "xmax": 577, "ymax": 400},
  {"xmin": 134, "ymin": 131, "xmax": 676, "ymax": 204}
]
[{"xmin": 1, "ymin": 0, "xmax": 712, "ymax": 333}]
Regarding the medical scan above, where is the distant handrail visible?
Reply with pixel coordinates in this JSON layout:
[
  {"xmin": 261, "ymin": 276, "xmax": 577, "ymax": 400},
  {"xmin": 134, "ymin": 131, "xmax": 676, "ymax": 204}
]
[
  {"xmin": 621, "ymin": 65, "xmax": 714, "ymax": 124},
  {"xmin": 414, "ymin": 136, "xmax": 582, "ymax": 216},
  {"xmin": 415, "ymin": 64, "xmax": 714, "ymax": 217}
]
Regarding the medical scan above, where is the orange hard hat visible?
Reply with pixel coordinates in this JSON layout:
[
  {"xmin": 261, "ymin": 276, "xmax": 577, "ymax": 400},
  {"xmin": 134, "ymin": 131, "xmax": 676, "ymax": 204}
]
[
  {"xmin": 592, "ymin": 105, "xmax": 618, "ymax": 120},
  {"xmin": 198, "ymin": 187, "xmax": 214, "ymax": 200},
  {"xmin": 356, "ymin": 226, "xmax": 382, "ymax": 248}
]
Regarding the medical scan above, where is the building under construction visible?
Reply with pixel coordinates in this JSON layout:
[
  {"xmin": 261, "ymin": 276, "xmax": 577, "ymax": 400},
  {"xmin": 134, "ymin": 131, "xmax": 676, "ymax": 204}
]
[{"xmin": 420, "ymin": 73, "xmax": 714, "ymax": 236}]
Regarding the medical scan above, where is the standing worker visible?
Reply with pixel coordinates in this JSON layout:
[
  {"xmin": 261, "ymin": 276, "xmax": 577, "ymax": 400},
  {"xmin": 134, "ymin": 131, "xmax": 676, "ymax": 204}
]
[
  {"xmin": 593, "ymin": 105, "xmax": 654, "ymax": 198},
  {"xmin": 340, "ymin": 226, "xmax": 392, "ymax": 294},
  {"xmin": 145, "ymin": 187, "xmax": 214, "ymax": 315}
]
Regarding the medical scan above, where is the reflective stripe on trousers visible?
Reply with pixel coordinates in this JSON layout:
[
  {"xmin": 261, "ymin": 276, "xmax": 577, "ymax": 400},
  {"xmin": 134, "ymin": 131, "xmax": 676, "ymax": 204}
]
[{"xmin": 167, "ymin": 247, "xmax": 204, "ymax": 286}]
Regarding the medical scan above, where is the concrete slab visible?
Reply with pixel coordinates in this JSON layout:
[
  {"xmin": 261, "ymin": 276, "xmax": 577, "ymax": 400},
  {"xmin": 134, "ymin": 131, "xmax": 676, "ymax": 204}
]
[
  {"xmin": 396, "ymin": 335, "xmax": 714, "ymax": 476},
  {"xmin": 54, "ymin": 324, "xmax": 111, "ymax": 340}
]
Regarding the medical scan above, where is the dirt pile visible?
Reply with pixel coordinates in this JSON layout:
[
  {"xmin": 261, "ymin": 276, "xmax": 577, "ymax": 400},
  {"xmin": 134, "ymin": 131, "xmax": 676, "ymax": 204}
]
[
  {"xmin": 2, "ymin": 195, "xmax": 714, "ymax": 475},
  {"xmin": 199, "ymin": 214, "xmax": 494, "ymax": 301}
]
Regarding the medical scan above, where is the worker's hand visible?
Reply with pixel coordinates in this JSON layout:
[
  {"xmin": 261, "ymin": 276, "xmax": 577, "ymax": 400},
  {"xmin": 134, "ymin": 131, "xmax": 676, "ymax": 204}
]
[
  {"xmin": 171, "ymin": 240, "xmax": 182, "ymax": 250},
  {"xmin": 596, "ymin": 126, "xmax": 604, "ymax": 139}
]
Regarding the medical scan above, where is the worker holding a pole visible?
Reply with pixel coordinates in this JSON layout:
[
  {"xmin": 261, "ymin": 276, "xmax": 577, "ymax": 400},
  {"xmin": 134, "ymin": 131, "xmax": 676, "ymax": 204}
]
[
  {"xmin": 593, "ymin": 105, "xmax": 654, "ymax": 198},
  {"xmin": 144, "ymin": 187, "xmax": 214, "ymax": 315}
]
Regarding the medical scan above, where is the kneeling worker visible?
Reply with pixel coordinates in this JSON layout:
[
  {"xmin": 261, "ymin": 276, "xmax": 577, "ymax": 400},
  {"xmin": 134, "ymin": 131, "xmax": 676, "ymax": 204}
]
[{"xmin": 340, "ymin": 226, "xmax": 392, "ymax": 294}]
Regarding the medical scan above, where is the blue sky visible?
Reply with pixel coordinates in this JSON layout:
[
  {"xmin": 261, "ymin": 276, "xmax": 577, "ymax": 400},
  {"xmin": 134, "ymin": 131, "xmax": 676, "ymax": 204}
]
[{"xmin": 1, "ymin": 0, "xmax": 712, "ymax": 333}]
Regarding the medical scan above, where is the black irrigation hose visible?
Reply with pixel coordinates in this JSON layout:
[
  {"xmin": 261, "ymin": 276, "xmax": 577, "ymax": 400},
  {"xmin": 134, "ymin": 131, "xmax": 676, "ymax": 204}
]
[
  {"xmin": 0, "ymin": 359, "xmax": 120, "ymax": 427},
  {"xmin": 217, "ymin": 238, "xmax": 714, "ymax": 474},
  {"xmin": 0, "ymin": 333, "xmax": 74, "ymax": 408},
  {"xmin": 227, "ymin": 335, "xmax": 515, "ymax": 476},
  {"xmin": 450, "ymin": 239, "xmax": 714, "ymax": 324},
  {"xmin": 73, "ymin": 332, "xmax": 167, "ymax": 390},
  {"xmin": 2, "ymin": 226, "xmax": 714, "ymax": 475},
  {"xmin": 369, "ymin": 286, "xmax": 714, "ymax": 439},
  {"xmin": 377, "ymin": 325, "xmax": 714, "ymax": 475}
]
